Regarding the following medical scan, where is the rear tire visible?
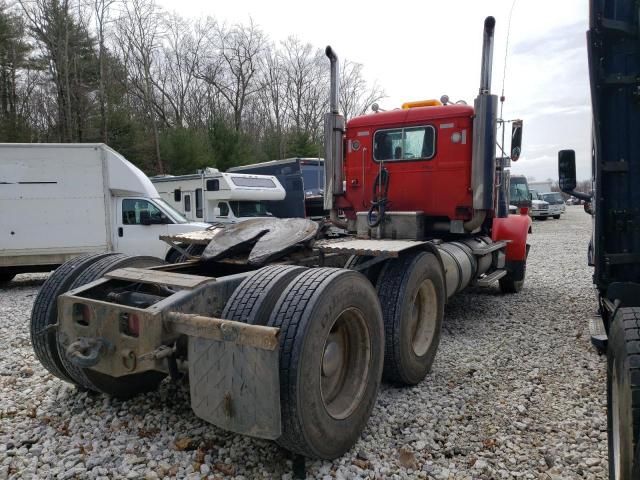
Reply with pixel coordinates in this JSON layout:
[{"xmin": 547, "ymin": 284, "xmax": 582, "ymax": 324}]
[
  {"xmin": 222, "ymin": 265, "xmax": 306, "ymax": 325},
  {"xmin": 30, "ymin": 253, "xmax": 117, "ymax": 383},
  {"xmin": 376, "ymin": 251, "xmax": 445, "ymax": 385},
  {"xmin": 269, "ymin": 268, "xmax": 384, "ymax": 459},
  {"xmin": 607, "ymin": 308, "xmax": 640, "ymax": 479},
  {"xmin": 59, "ymin": 255, "xmax": 166, "ymax": 397},
  {"xmin": 344, "ymin": 255, "xmax": 384, "ymax": 285}
]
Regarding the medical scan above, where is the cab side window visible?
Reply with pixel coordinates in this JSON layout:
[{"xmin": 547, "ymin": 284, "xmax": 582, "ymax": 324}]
[
  {"xmin": 374, "ymin": 125, "xmax": 436, "ymax": 161},
  {"xmin": 122, "ymin": 199, "xmax": 165, "ymax": 225}
]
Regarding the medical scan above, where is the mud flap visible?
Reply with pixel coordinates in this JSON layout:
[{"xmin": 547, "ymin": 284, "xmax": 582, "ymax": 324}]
[{"xmin": 188, "ymin": 336, "xmax": 281, "ymax": 439}]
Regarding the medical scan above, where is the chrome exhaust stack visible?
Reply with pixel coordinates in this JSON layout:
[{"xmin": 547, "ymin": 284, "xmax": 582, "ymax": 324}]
[
  {"xmin": 324, "ymin": 46, "xmax": 345, "ymax": 212},
  {"xmin": 468, "ymin": 16, "xmax": 499, "ymax": 229}
]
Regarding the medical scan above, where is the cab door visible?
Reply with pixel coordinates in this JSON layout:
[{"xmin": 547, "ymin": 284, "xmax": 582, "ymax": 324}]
[{"xmin": 115, "ymin": 198, "xmax": 170, "ymax": 258}]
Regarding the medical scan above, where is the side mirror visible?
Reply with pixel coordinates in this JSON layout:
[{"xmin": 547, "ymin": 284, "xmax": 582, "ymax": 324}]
[
  {"xmin": 213, "ymin": 207, "xmax": 221, "ymax": 217},
  {"xmin": 558, "ymin": 149, "xmax": 577, "ymax": 192},
  {"xmin": 528, "ymin": 193, "xmax": 533, "ymax": 201},
  {"xmin": 511, "ymin": 119, "xmax": 523, "ymax": 161}
]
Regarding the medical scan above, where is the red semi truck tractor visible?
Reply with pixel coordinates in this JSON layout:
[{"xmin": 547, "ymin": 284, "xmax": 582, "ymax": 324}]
[{"xmin": 30, "ymin": 16, "xmax": 531, "ymax": 460}]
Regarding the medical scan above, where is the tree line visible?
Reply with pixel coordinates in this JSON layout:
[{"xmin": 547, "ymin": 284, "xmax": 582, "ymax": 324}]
[{"xmin": 0, "ymin": 0, "xmax": 384, "ymax": 174}]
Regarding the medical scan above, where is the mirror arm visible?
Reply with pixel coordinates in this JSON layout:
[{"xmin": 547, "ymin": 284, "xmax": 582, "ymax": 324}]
[{"xmin": 562, "ymin": 189, "xmax": 592, "ymax": 201}]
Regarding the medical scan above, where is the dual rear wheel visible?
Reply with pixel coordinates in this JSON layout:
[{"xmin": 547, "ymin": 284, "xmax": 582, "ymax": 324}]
[{"xmin": 221, "ymin": 251, "xmax": 445, "ymax": 458}]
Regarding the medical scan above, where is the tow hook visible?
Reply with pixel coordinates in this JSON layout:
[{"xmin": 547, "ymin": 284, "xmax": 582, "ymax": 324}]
[{"xmin": 66, "ymin": 337, "xmax": 113, "ymax": 368}]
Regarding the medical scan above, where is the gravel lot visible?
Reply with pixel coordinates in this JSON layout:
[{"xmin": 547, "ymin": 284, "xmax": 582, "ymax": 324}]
[{"xmin": 0, "ymin": 206, "xmax": 606, "ymax": 480}]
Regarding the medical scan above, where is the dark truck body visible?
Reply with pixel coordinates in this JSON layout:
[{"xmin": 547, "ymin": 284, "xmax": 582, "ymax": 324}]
[
  {"xmin": 560, "ymin": 1, "xmax": 640, "ymax": 477},
  {"xmin": 228, "ymin": 158, "xmax": 325, "ymax": 218},
  {"xmin": 588, "ymin": 0, "xmax": 640, "ymax": 294}
]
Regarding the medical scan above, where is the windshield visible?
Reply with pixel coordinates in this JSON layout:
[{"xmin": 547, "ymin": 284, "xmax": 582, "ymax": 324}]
[
  {"xmin": 154, "ymin": 198, "xmax": 189, "ymax": 224},
  {"xmin": 509, "ymin": 178, "xmax": 530, "ymax": 203},
  {"xmin": 229, "ymin": 201, "xmax": 272, "ymax": 218},
  {"xmin": 542, "ymin": 192, "xmax": 563, "ymax": 203}
]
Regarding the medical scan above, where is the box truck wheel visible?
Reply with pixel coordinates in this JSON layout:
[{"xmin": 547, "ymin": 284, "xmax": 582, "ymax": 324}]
[
  {"xmin": 30, "ymin": 253, "xmax": 118, "ymax": 384},
  {"xmin": 607, "ymin": 307, "xmax": 640, "ymax": 479},
  {"xmin": 222, "ymin": 265, "xmax": 307, "ymax": 325},
  {"xmin": 0, "ymin": 268, "xmax": 16, "ymax": 284},
  {"xmin": 58, "ymin": 254, "xmax": 166, "ymax": 397},
  {"xmin": 376, "ymin": 251, "xmax": 445, "ymax": 386},
  {"xmin": 268, "ymin": 268, "xmax": 384, "ymax": 459}
]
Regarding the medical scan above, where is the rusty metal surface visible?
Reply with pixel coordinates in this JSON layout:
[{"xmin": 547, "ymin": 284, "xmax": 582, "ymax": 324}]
[
  {"xmin": 318, "ymin": 239, "xmax": 428, "ymax": 257},
  {"xmin": 57, "ymin": 295, "xmax": 166, "ymax": 378},
  {"xmin": 201, "ymin": 218, "xmax": 318, "ymax": 266},
  {"xmin": 165, "ymin": 312, "xmax": 279, "ymax": 351},
  {"xmin": 189, "ymin": 335, "xmax": 281, "ymax": 440},
  {"xmin": 104, "ymin": 268, "xmax": 214, "ymax": 289},
  {"xmin": 159, "ymin": 226, "xmax": 226, "ymax": 245}
]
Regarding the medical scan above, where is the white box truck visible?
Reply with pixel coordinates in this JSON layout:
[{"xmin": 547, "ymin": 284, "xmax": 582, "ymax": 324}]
[
  {"xmin": 0, "ymin": 144, "xmax": 209, "ymax": 282},
  {"xmin": 151, "ymin": 168, "xmax": 286, "ymax": 224}
]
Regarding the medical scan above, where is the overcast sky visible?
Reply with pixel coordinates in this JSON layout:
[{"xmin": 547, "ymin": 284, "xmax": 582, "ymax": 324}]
[{"xmin": 159, "ymin": 0, "xmax": 591, "ymax": 181}]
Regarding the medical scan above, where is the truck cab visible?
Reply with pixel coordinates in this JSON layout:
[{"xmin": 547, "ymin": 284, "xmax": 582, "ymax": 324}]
[
  {"xmin": 115, "ymin": 196, "xmax": 208, "ymax": 257},
  {"xmin": 529, "ymin": 190, "xmax": 552, "ymax": 220}
]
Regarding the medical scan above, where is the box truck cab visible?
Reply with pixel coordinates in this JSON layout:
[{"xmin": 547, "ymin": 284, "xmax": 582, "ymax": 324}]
[
  {"xmin": 151, "ymin": 168, "xmax": 286, "ymax": 224},
  {"xmin": 0, "ymin": 144, "xmax": 208, "ymax": 282}
]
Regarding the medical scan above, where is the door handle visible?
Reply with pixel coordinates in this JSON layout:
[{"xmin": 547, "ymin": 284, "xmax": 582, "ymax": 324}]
[{"xmin": 118, "ymin": 227, "xmax": 123, "ymax": 237}]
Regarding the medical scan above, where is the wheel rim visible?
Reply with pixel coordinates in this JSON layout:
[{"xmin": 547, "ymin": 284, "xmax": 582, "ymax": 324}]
[
  {"xmin": 320, "ymin": 307, "xmax": 371, "ymax": 420},
  {"xmin": 407, "ymin": 279, "xmax": 438, "ymax": 357},
  {"xmin": 612, "ymin": 359, "xmax": 623, "ymax": 479}
]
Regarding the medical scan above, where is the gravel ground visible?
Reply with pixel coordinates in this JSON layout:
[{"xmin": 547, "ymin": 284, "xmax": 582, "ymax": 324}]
[{"xmin": 0, "ymin": 206, "xmax": 606, "ymax": 480}]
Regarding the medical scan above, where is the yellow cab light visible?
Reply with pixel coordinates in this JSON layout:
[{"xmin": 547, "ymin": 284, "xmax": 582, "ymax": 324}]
[{"xmin": 401, "ymin": 99, "xmax": 443, "ymax": 109}]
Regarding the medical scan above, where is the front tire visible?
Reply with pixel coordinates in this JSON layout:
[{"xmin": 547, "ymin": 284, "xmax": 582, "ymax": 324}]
[
  {"xmin": 269, "ymin": 268, "xmax": 384, "ymax": 459},
  {"xmin": 553, "ymin": 215, "xmax": 561, "ymax": 219},
  {"xmin": 608, "ymin": 308, "xmax": 640, "ymax": 479},
  {"xmin": 376, "ymin": 251, "xmax": 445, "ymax": 385}
]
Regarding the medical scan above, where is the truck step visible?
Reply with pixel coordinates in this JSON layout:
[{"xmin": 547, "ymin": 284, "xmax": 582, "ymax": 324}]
[
  {"xmin": 589, "ymin": 315, "xmax": 608, "ymax": 353},
  {"xmin": 476, "ymin": 269, "xmax": 507, "ymax": 287},
  {"xmin": 471, "ymin": 240, "xmax": 508, "ymax": 256}
]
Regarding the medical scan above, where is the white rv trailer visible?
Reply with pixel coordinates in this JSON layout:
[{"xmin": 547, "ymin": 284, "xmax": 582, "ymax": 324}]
[
  {"xmin": 151, "ymin": 168, "xmax": 286, "ymax": 224},
  {"xmin": 0, "ymin": 143, "xmax": 208, "ymax": 283}
]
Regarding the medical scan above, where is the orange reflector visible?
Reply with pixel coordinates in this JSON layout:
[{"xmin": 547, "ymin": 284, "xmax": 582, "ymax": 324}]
[{"xmin": 401, "ymin": 99, "xmax": 443, "ymax": 109}]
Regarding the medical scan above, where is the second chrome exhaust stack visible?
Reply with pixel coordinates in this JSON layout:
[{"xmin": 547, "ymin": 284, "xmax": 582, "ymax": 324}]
[{"xmin": 468, "ymin": 16, "xmax": 499, "ymax": 228}]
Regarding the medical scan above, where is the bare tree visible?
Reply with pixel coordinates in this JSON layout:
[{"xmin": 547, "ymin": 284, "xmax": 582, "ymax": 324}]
[
  {"xmin": 280, "ymin": 37, "xmax": 326, "ymax": 138},
  {"xmin": 117, "ymin": 0, "xmax": 165, "ymax": 172},
  {"xmin": 198, "ymin": 19, "xmax": 265, "ymax": 132},
  {"xmin": 339, "ymin": 59, "xmax": 384, "ymax": 122},
  {"xmin": 93, "ymin": 0, "xmax": 115, "ymax": 142}
]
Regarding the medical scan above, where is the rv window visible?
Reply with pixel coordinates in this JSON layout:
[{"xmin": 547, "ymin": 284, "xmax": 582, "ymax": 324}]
[
  {"xmin": 195, "ymin": 188, "xmax": 203, "ymax": 218},
  {"xmin": 206, "ymin": 179, "xmax": 220, "ymax": 191},
  {"xmin": 122, "ymin": 199, "xmax": 166, "ymax": 225},
  {"xmin": 174, "ymin": 189, "xmax": 181, "ymax": 202},
  {"xmin": 230, "ymin": 176, "xmax": 276, "ymax": 188},
  {"xmin": 218, "ymin": 202, "xmax": 229, "ymax": 216},
  {"xmin": 184, "ymin": 195, "xmax": 191, "ymax": 212}
]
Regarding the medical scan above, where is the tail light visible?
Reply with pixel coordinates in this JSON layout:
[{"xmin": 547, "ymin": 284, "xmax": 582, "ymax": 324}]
[
  {"xmin": 519, "ymin": 207, "xmax": 529, "ymax": 216},
  {"xmin": 119, "ymin": 312, "xmax": 140, "ymax": 337}
]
